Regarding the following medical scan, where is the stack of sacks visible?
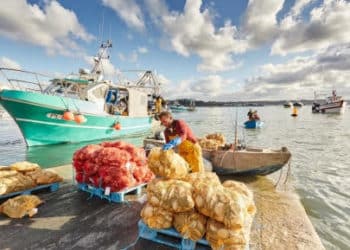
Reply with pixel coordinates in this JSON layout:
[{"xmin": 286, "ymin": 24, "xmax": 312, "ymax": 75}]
[
  {"xmin": 72, "ymin": 141, "xmax": 155, "ymax": 192},
  {"xmin": 0, "ymin": 162, "xmax": 62, "ymax": 195},
  {"xmin": 142, "ymin": 149, "xmax": 256, "ymax": 248},
  {"xmin": 198, "ymin": 133, "xmax": 226, "ymax": 151}
]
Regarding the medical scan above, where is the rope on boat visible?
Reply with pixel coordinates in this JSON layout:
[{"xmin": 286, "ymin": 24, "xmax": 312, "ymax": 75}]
[
  {"xmin": 274, "ymin": 166, "xmax": 284, "ymax": 188},
  {"xmin": 219, "ymin": 149, "xmax": 232, "ymax": 168},
  {"xmin": 284, "ymin": 159, "xmax": 292, "ymax": 185}
]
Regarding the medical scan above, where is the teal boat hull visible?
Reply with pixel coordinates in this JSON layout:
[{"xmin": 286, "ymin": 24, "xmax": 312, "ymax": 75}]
[{"xmin": 0, "ymin": 90, "xmax": 152, "ymax": 146}]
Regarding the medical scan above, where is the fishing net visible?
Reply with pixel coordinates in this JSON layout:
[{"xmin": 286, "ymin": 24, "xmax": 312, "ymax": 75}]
[
  {"xmin": 148, "ymin": 147, "xmax": 190, "ymax": 179},
  {"xmin": 0, "ymin": 195, "xmax": 43, "ymax": 218},
  {"xmin": 147, "ymin": 179, "xmax": 194, "ymax": 213},
  {"xmin": 173, "ymin": 209, "xmax": 207, "ymax": 241},
  {"xmin": 140, "ymin": 202, "xmax": 173, "ymax": 229}
]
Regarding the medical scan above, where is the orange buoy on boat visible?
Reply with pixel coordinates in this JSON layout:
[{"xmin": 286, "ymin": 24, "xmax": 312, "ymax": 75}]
[
  {"xmin": 74, "ymin": 114, "xmax": 86, "ymax": 123},
  {"xmin": 291, "ymin": 107, "xmax": 298, "ymax": 117},
  {"xmin": 114, "ymin": 122, "xmax": 121, "ymax": 130},
  {"xmin": 63, "ymin": 110, "xmax": 74, "ymax": 121}
]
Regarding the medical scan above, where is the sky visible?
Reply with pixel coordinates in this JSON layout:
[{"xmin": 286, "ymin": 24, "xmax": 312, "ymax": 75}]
[{"xmin": 0, "ymin": 0, "xmax": 350, "ymax": 101}]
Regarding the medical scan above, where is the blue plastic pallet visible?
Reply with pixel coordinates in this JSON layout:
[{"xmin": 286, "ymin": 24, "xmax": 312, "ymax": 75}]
[
  {"xmin": 77, "ymin": 183, "xmax": 146, "ymax": 203},
  {"xmin": 0, "ymin": 182, "xmax": 60, "ymax": 199},
  {"xmin": 138, "ymin": 220, "xmax": 211, "ymax": 250}
]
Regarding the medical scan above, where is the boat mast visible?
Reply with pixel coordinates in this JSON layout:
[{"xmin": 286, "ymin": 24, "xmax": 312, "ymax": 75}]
[
  {"xmin": 91, "ymin": 40, "xmax": 112, "ymax": 75},
  {"xmin": 234, "ymin": 109, "xmax": 238, "ymax": 149}
]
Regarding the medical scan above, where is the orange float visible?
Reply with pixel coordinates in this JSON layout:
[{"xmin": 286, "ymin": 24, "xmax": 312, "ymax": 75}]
[
  {"xmin": 74, "ymin": 114, "xmax": 87, "ymax": 124},
  {"xmin": 114, "ymin": 122, "xmax": 121, "ymax": 130},
  {"xmin": 63, "ymin": 110, "xmax": 74, "ymax": 121}
]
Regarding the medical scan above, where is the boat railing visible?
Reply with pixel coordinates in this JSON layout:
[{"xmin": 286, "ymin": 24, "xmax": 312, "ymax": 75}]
[{"xmin": 0, "ymin": 67, "xmax": 52, "ymax": 93}]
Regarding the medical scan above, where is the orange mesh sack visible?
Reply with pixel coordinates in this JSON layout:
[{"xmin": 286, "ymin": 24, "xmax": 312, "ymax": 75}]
[
  {"xmin": 0, "ymin": 195, "xmax": 43, "ymax": 218},
  {"xmin": 193, "ymin": 183, "xmax": 247, "ymax": 229},
  {"xmin": 206, "ymin": 218, "xmax": 250, "ymax": 250},
  {"xmin": 140, "ymin": 202, "xmax": 173, "ymax": 229},
  {"xmin": 147, "ymin": 179, "xmax": 194, "ymax": 212},
  {"xmin": 173, "ymin": 209, "xmax": 207, "ymax": 241},
  {"xmin": 148, "ymin": 147, "xmax": 190, "ymax": 179}
]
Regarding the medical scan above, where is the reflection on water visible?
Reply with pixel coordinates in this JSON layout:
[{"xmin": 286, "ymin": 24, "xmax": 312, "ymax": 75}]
[{"xmin": 0, "ymin": 106, "xmax": 349, "ymax": 249}]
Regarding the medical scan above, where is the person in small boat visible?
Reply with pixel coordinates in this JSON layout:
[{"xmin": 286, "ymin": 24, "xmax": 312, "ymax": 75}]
[
  {"xmin": 247, "ymin": 109, "xmax": 253, "ymax": 120},
  {"xmin": 159, "ymin": 111, "xmax": 203, "ymax": 172},
  {"xmin": 252, "ymin": 110, "xmax": 260, "ymax": 120}
]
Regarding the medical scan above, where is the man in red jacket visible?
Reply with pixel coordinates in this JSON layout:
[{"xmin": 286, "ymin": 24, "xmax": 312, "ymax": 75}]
[{"xmin": 159, "ymin": 111, "xmax": 203, "ymax": 172}]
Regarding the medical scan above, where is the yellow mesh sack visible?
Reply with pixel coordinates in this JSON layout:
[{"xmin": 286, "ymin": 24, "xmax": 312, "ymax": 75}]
[
  {"xmin": 223, "ymin": 180, "xmax": 256, "ymax": 216},
  {"xmin": 182, "ymin": 172, "xmax": 221, "ymax": 190},
  {"xmin": 148, "ymin": 147, "xmax": 190, "ymax": 179},
  {"xmin": 206, "ymin": 218, "xmax": 248, "ymax": 250},
  {"xmin": 24, "ymin": 169, "xmax": 63, "ymax": 185},
  {"xmin": 141, "ymin": 202, "xmax": 173, "ymax": 229},
  {"xmin": 10, "ymin": 161, "xmax": 40, "ymax": 172},
  {"xmin": 0, "ymin": 174, "xmax": 36, "ymax": 195},
  {"xmin": 147, "ymin": 179, "xmax": 194, "ymax": 212},
  {"xmin": 0, "ymin": 195, "xmax": 43, "ymax": 218},
  {"xmin": 193, "ymin": 183, "xmax": 247, "ymax": 229},
  {"xmin": 173, "ymin": 209, "xmax": 207, "ymax": 241}
]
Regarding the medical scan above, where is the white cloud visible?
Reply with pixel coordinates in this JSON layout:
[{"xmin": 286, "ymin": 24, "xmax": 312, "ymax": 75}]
[
  {"xmin": 102, "ymin": 0, "xmax": 145, "ymax": 32},
  {"xmin": 272, "ymin": 0, "xmax": 350, "ymax": 55},
  {"xmin": 0, "ymin": 57, "xmax": 21, "ymax": 69},
  {"xmin": 164, "ymin": 74, "xmax": 236, "ymax": 101},
  {"xmin": 243, "ymin": 43, "xmax": 350, "ymax": 100},
  {"xmin": 138, "ymin": 47, "xmax": 148, "ymax": 54},
  {"xmin": 243, "ymin": 0, "xmax": 284, "ymax": 47},
  {"xmin": 146, "ymin": 0, "xmax": 247, "ymax": 73},
  {"xmin": 0, "ymin": 0, "xmax": 93, "ymax": 56}
]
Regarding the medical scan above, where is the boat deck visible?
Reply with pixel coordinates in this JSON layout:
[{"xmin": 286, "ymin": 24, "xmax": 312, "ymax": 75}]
[{"xmin": 0, "ymin": 165, "xmax": 325, "ymax": 250}]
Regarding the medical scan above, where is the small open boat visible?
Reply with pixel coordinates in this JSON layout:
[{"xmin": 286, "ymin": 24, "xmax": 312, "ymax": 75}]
[
  {"xmin": 202, "ymin": 146, "xmax": 291, "ymax": 176},
  {"xmin": 244, "ymin": 120, "xmax": 263, "ymax": 129}
]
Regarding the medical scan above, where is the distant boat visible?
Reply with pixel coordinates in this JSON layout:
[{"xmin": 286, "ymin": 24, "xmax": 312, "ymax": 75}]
[
  {"xmin": 312, "ymin": 90, "xmax": 346, "ymax": 114},
  {"xmin": 283, "ymin": 102, "xmax": 292, "ymax": 108},
  {"xmin": 293, "ymin": 102, "xmax": 303, "ymax": 107},
  {"xmin": 244, "ymin": 120, "xmax": 264, "ymax": 129},
  {"xmin": 170, "ymin": 101, "xmax": 186, "ymax": 112},
  {"xmin": 187, "ymin": 100, "xmax": 196, "ymax": 111}
]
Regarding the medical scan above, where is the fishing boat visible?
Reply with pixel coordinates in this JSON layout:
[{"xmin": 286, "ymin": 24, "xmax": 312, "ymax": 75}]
[
  {"xmin": 293, "ymin": 101, "xmax": 303, "ymax": 107},
  {"xmin": 244, "ymin": 120, "xmax": 264, "ymax": 129},
  {"xmin": 170, "ymin": 101, "xmax": 186, "ymax": 112},
  {"xmin": 203, "ymin": 145, "xmax": 291, "ymax": 175},
  {"xmin": 283, "ymin": 102, "xmax": 293, "ymax": 108},
  {"xmin": 312, "ymin": 90, "xmax": 346, "ymax": 114},
  {"xmin": 0, "ymin": 41, "xmax": 160, "ymax": 146}
]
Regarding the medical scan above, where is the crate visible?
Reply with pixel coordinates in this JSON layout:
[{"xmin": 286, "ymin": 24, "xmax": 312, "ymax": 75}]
[
  {"xmin": 138, "ymin": 220, "xmax": 211, "ymax": 250},
  {"xmin": 77, "ymin": 182, "xmax": 146, "ymax": 203},
  {"xmin": 0, "ymin": 183, "xmax": 60, "ymax": 199}
]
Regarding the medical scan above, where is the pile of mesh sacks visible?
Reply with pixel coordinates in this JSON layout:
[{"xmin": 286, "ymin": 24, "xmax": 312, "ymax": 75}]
[
  {"xmin": 198, "ymin": 133, "xmax": 226, "ymax": 151},
  {"xmin": 141, "ymin": 147, "xmax": 256, "ymax": 250},
  {"xmin": 0, "ymin": 161, "xmax": 63, "ymax": 195},
  {"xmin": 72, "ymin": 141, "xmax": 155, "ymax": 192}
]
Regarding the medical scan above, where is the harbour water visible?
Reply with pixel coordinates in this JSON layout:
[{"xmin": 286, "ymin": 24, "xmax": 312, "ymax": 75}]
[{"xmin": 0, "ymin": 106, "xmax": 349, "ymax": 249}]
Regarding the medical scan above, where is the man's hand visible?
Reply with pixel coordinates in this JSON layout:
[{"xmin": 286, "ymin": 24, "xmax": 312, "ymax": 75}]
[{"xmin": 162, "ymin": 137, "xmax": 182, "ymax": 151}]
